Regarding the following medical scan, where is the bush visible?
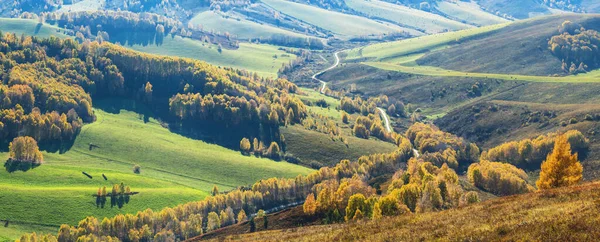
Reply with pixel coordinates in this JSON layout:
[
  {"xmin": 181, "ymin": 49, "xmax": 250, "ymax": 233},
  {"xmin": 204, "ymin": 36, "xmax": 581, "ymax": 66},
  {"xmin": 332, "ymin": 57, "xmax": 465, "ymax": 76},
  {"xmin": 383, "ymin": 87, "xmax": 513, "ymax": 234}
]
[{"xmin": 133, "ymin": 164, "xmax": 141, "ymax": 174}]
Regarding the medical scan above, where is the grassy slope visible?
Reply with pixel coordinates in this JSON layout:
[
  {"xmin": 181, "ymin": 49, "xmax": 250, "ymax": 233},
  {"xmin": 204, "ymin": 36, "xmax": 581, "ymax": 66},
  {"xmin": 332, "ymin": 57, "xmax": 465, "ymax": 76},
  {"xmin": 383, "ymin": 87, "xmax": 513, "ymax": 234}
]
[
  {"xmin": 206, "ymin": 181, "xmax": 600, "ymax": 241},
  {"xmin": 260, "ymin": 0, "xmax": 407, "ymax": 38},
  {"xmin": 416, "ymin": 14, "xmax": 600, "ymax": 76},
  {"xmin": 0, "ymin": 18, "xmax": 294, "ymax": 78},
  {"xmin": 345, "ymin": 22, "xmax": 509, "ymax": 60},
  {"xmin": 0, "ymin": 99, "xmax": 312, "ymax": 240},
  {"xmin": 434, "ymin": 1, "xmax": 510, "ymax": 26},
  {"xmin": 345, "ymin": 0, "xmax": 471, "ymax": 34},
  {"xmin": 114, "ymin": 35, "xmax": 295, "ymax": 79},
  {"xmin": 0, "ymin": 18, "xmax": 69, "ymax": 38},
  {"xmin": 189, "ymin": 11, "xmax": 311, "ymax": 40},
  {"xmin": 285, "ymin": 88, "xmax": 398, "ymax": 167}
]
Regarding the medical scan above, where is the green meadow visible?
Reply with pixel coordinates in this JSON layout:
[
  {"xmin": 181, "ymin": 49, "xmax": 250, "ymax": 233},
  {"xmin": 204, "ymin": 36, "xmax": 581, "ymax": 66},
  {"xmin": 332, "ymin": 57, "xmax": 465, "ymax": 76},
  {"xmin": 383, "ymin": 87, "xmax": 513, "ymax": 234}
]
[{"xmin": 0, "ymin": 99, "xmax": 313, "ymax": 240}]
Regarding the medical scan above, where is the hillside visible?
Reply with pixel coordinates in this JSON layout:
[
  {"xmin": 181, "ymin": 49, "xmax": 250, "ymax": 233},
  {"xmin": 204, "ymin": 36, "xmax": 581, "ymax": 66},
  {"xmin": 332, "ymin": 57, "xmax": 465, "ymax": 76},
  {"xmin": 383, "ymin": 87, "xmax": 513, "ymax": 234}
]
[
  {"xmin": 0, "ymin": 99, "xmax": 313, "ymax": 240},
  {"xmin": 0, "ymin": 18, "xmax": 296, "ymax": 78},
  {"xmin": 202, "ymin": 181, "xmax": 600, "ymax": 241},
  {"xmin": 417, "ymin": 14, "xmax": 600, "ymax": 76}
]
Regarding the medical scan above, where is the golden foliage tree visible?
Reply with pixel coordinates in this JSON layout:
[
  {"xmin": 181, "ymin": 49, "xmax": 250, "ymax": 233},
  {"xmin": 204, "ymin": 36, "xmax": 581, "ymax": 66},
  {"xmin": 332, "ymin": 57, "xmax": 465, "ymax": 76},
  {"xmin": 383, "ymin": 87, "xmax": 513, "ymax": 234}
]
[
  {"xmin": 8, "ymin": 136, "xmax": 43, "ymax": 164},
  {"xmin": 239, "ymin": 138, "xmax": 251, "ymax": 155},
  {"xmin": 536, "ymin": 135, "xmax": 583, "ymax": 190},
  {"xmin": 303, "ymin": 193, "xmax": 317, "ymax": 216}
]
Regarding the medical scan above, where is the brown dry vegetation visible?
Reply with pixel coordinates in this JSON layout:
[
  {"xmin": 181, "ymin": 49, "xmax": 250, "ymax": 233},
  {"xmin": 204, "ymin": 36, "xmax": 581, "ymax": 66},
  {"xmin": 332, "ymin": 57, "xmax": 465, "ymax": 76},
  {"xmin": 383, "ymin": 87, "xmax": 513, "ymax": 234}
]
[{"xmin": 204, "ymin": 181, "xmax": 600, "ymax": 241}]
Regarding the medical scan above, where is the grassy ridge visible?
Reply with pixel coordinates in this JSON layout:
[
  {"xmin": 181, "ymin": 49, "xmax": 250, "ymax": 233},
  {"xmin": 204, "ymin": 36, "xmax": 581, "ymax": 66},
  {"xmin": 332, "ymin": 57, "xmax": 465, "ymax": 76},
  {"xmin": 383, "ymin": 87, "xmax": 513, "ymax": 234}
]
[
  {"xmin": 0, "ymin": 99, "xmax": 313, "ymax": 240},
  {"xmin": 345, "ymin": 0, "xmax": 471, "ymax": 34},
  {"xmin": 261, "ymin": 0, "xmax": 407, "ymax": 38}
]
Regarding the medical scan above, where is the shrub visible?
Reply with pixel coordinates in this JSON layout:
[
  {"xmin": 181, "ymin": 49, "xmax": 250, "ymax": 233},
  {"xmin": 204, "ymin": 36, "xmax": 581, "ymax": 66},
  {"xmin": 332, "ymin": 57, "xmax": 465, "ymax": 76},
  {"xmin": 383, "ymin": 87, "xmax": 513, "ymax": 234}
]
[{"xmin": 133, "ymin": 164, "xmax": 141, "ymax": 174}]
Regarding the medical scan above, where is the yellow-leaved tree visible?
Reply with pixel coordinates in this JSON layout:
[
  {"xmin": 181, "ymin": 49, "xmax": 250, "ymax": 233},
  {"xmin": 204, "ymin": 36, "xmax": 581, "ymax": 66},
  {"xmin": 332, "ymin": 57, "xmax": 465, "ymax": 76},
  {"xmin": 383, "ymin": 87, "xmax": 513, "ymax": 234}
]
[{"xmin": 536, "ymin": 134, "xmax": 583, "ymax": 190}]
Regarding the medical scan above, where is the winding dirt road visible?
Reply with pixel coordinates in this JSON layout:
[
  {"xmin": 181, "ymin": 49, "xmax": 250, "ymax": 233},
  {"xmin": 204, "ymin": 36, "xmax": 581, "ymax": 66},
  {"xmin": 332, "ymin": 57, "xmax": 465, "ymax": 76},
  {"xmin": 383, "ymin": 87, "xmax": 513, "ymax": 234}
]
[
  {"xmin": 312, "ymin": 51, "xmax": 341, "ymax": 94},
  {"xmin": 376, "ymin": 107, "xmax": 392, "ymax": 133}
]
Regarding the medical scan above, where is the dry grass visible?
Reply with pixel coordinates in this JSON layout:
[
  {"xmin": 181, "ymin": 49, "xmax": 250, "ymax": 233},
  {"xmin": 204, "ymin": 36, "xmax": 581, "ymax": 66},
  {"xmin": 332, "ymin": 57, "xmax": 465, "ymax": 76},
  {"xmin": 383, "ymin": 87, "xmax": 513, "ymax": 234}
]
[{"xmin": 209, "ymin": 181, "xmax": 600, "ymax": 241}]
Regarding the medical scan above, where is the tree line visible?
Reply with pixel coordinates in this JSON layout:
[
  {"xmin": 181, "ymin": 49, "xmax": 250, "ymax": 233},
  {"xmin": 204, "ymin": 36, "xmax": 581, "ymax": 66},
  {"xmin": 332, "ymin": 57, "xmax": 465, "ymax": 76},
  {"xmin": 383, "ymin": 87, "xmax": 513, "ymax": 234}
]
[{"xmin": 0, "ymin": 32, "xmax": 309, "ymax": 152}]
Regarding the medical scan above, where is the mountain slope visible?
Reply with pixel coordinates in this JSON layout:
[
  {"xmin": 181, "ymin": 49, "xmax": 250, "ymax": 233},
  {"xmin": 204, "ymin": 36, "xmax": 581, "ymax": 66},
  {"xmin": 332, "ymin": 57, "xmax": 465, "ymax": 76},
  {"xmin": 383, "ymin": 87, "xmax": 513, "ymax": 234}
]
[
  {"xmin": 203, "ymin": 181, "xmax": 600, "ymax": 241},
  {"xmin": 417, "ymin": 14, "xmax": 600, "ymax": 76}
]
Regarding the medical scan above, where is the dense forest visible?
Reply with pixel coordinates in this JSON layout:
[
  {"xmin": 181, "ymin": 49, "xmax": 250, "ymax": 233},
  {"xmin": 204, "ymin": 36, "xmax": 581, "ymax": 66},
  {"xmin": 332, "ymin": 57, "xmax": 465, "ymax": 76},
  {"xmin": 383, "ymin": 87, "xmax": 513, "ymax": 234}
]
[{"xmin": 0, "ymin": 31, "xmax": 307, "ymax": 152}]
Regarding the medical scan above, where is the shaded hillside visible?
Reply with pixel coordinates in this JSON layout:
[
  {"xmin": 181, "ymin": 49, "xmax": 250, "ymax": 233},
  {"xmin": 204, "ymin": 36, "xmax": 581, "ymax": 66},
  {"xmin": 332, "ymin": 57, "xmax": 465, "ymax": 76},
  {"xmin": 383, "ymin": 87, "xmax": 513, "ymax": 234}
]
[
  {"xmin": 417, "ymin": 14, "xmax": 600, "ymax": 76},
  {"xmin": 436, "ymin": 100, "xmax": 600, "ymax": 179},
  {"xmin": 203, "ymin": 181, "xmax": 600, "ymax": 241}
]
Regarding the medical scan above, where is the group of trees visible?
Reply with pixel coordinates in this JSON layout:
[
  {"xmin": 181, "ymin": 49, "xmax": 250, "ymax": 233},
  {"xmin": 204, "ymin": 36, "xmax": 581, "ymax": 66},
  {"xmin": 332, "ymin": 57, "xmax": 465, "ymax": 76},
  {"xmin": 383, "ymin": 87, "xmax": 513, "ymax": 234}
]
[
  {"xmin": 239, "ymin": 137, "xmax": 282, "ymax": 159},
  {"xmin": 0, "ymin": 32, "xmax": 309, "ymax": 154},
  {"xmin": 42, "ymin": 10, "xmax": 180, "ymax": 45},
  {"xmin": 549, "ymin": 21, "xmax": 600, "ymax": 74},
  {"xmin": 467, "ymin": 160, "xmax": 533, "ymax": 196},
  {"xmin": 5, "ymin": 136, "xmax": 43, "ymax": 172},
  {"xmin": 406, "ymin": 123, "xmax": 480, "ymax": 169},
  {"xmin": 352, "ymin": 114, "xmax": 390, "ymax": 141},
  {"xmin": 95, "ymin": 183, "xmax": 134, "ymax": 209},
  {"xmin": 481, "ymin": 130, "xmax": 589, "ymax": 169}
]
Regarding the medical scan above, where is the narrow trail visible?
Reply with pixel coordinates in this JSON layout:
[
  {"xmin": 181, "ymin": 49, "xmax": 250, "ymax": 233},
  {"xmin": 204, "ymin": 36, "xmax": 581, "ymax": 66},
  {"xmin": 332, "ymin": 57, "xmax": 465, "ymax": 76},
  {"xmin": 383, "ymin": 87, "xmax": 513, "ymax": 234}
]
[
  {"xmin": 377, "ymin": 107, "xmax": 392, "ymax": 133},
  {"xmin": 312, "ymin": 51, "xmax": 341, "ymax": 94}
]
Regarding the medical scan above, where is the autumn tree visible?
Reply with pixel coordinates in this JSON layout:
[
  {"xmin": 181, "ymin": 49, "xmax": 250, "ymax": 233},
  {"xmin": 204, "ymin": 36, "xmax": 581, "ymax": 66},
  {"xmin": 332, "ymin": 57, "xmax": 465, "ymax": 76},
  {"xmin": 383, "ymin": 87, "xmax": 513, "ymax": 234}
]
[
  {"xmin": 536, "ymin": 135, "xmax": 583, "ymax": 190},
  {"xmin": 144, "ymin": 82, "xmax": 152, "ymax": 103},
  {"xmin": 303, "ymin": 193, "xmax": 317, "ymax": 216},
  {"xmin": 237, "ymin": 210, "xmax": 247, "ymax": 224},
  {"xmin": 206, "ymin": 212, "xmax": 221, "ymax": 232},
  {"xmin": 211, "ymin": 185, "xmax": 219, "ymax": 196},
  {"xmin": 240, "ymin": 138, "xmax": 251, "ymax": 155},
  {"xmin": 7, "ymin": 136, "xmax": 43, "ymax": 166},
  {"xmin": 265, "ymin": 142, "xmax": 281, "ymax": 160}
]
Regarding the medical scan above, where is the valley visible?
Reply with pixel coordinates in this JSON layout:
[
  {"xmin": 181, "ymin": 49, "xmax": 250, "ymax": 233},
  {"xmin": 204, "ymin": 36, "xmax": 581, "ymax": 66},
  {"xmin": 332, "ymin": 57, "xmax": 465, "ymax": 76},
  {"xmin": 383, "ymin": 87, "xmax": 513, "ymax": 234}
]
[{"xmin": 0, "ymin": 0, "xmax": 599, "ymax": 241}]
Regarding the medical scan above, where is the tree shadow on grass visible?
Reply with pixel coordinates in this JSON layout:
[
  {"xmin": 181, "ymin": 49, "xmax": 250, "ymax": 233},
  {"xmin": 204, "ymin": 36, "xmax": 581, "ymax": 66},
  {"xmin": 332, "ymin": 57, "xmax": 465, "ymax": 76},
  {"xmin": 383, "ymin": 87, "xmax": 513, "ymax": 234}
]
[
  {"xmin": 4, "ymin": 159, "xmax": 40, "ymax": 173},
  {"xmin": 94, "ymin": 98, "xmax": 155, "ymax": 123}
]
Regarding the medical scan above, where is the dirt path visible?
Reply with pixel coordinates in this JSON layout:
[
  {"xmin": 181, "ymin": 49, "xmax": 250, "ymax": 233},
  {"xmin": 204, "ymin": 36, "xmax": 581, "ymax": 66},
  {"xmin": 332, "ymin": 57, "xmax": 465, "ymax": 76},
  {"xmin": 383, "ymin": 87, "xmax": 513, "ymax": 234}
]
[
  {"xmin": 312, "ymin": 51, "xmax": 341, "ymax": 94},
  {"xmin": 376, "ymin": 107, "xmax": 392, "ymax": 133}
]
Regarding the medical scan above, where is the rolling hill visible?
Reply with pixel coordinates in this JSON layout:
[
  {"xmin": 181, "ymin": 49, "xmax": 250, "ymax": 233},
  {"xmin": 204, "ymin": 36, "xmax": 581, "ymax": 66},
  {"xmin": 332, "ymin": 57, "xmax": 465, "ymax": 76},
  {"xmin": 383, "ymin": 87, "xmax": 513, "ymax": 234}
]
[
  {"xmin": 0, "ymin": 99, "xmax": 313, "ymax": 240},
  {"xmin": 260, "ymin": 0, "xmax": 409, "ymax": 38},
  {"xmin": 417, "ymin": 14, "xmax": 600, "ymax": 76}
]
